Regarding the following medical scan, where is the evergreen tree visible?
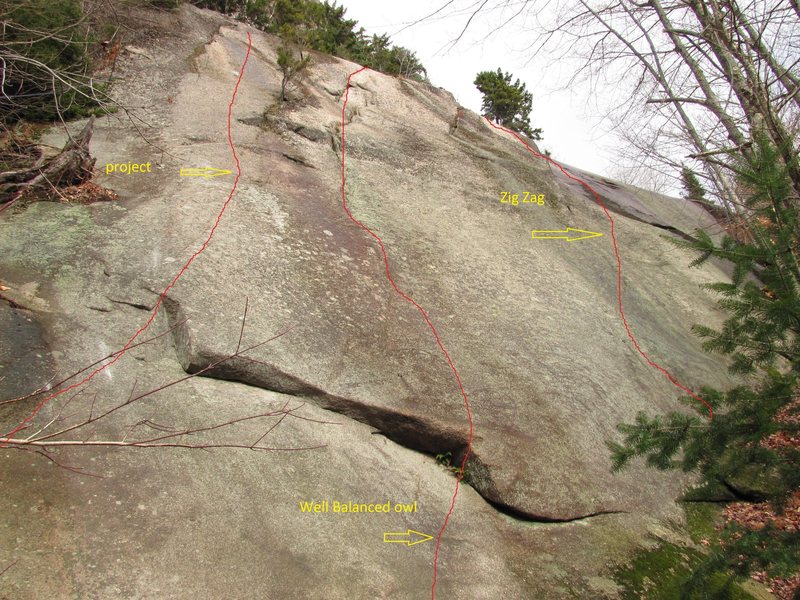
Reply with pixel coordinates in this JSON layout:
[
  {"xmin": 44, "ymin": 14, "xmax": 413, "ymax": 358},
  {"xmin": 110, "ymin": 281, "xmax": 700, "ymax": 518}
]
[
  {"xmin": 189, "ymin": 0, "xmax": 428, "ymax": 82},
  {"xmin": 304, "ymin": 1, "xmax": 359, "ymax": 56},
  {"xmin": 474, "ymin": 68, "xmax": 542, "ymax": 140},
  {"xmin": 681, "ymin": 165, "xmax": 729, "ymax": 221},
  {"xmin": 276, "ymin": 43, "xmax": 311, "ymax": 102},
  {"xmin": 681, "ymin": 166, "xmax": 707, "ymax": 204},
  {"xmin": 0, "ymin": 0, "xmax": 101, "ymax": 123},
  {"xmin": 351, "ymin": 34, "xmax": 426, "ymax": 81},
  {"xmin": 608, "ymin": 135, "xmax": 800, "ymax": 595}
]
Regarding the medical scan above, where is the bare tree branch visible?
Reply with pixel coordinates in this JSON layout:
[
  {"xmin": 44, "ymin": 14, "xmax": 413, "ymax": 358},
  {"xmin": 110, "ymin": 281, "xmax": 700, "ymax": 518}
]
[{"xmin": 1, "ymin": 302, "xmax": 334, "ymax": 475}]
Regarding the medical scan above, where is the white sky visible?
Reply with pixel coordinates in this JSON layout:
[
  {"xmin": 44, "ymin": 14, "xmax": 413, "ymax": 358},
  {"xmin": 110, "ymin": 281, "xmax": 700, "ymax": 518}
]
[{"xmin": 340, "ymin": 0, "xmax": 617, "ymax": 178}]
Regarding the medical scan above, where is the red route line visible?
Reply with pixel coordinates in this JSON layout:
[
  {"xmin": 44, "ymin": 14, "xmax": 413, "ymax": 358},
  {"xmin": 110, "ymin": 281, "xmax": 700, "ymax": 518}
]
[
  {"xmin": 483, "ymin": 118, "xmax": 713, "ymax": 420},
  {"xmin": 340, "ymin": 67, "xmax": 474, "ymax": 600},
  {"xmin": 2, "ymin": 27, "xmax": 712, "ymax": 598},
  {"xmin": 2, "ymin": 32, "xmax": 253, "ymax": 447},
  {"xmin": 339, "ymin": 75, "xmax": 712, "ymax": 597}
]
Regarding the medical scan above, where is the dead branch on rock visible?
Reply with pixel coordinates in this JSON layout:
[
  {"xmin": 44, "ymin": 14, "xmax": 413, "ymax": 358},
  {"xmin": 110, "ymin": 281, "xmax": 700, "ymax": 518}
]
[
  {"xmin": 0, "ymin": 306, "xmax": 338, "ymax": 474},
  {"xmin": 0, "ymin": 560, "xmax": 17, "ymax": 578},
  {"xmin": 0, "ymin": 316, "xmax": 188, "ymax": 408},
  {"xmin": 0, "ymin": 116, "xmax": 96, "ymax": 204}
]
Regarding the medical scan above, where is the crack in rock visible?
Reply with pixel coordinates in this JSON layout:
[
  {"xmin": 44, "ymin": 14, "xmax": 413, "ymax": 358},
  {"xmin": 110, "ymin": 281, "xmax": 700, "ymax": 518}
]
[
  {"xmin": 486, "ymin": 496, "xmax": 628, "ymax": 524},
  {"xmin": 280, "ymin": 152, "xmax": 315, "ymax": 168},
  {"xmin": 108, "ymin": 297, "xmax": 155, "ymax": 311},
  {"xmin": 163, "ymin": 297, "xmax": 626, "ymax": 522},
  {"xmin": 164, "ymin": 297, "xmax": 468, "ymax": 455}
]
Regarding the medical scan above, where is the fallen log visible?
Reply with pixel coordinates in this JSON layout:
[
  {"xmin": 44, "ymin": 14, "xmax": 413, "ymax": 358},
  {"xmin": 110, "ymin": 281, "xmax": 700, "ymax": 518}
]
[{"xmin": 0, "ymin": 116, "xmax": 96, "ymax": 204}]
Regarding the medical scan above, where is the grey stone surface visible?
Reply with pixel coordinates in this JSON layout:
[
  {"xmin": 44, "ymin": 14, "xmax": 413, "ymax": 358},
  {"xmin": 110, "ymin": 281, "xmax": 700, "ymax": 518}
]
[{"xmin": 0, "ymin": 4, "xmax": 739, "ymax": 598}]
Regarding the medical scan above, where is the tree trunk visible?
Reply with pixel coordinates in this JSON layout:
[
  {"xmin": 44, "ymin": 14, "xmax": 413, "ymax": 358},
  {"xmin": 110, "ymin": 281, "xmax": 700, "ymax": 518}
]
[
  {"xmin": 582, "ymin": 0, "xmax": 742, "ymax": 222},
  {"xmin": 686, "ymin": 0, "xmax": 800, "ymax": 208}
]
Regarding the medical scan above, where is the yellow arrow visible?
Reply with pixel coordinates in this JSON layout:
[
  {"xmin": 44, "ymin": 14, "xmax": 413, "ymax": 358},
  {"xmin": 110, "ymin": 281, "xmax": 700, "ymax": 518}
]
[
  {"xmin": 383, "ymin": 529, "xmax": 433, "ymax": 546},
  {"xmin": 531, "ymin": 227, "xmax": 603, "ymax": 242},
  {"xmin": 179, "ymin": 167, "xmax": 232, "ymax": 178}
]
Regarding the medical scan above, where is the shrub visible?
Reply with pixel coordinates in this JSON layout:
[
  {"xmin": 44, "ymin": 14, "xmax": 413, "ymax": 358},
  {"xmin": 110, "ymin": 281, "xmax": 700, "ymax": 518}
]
[
  {"xmin": 0, "ymin": 0, "xmax": 103, "ymax": 124},
  {"xmin": 276, "ymin": 43, "xmax": 311, "ymax": 102}
]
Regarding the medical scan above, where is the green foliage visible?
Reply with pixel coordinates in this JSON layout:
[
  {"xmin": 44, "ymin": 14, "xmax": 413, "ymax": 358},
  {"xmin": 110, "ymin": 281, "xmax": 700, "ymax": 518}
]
[
  {"xmin": 684, "ymin": 525, "xmax": 800, "ymax": 598},
  {"xmin": 608, "ymin": 136, "xmax": 800, "ymax": 592},
  {"xmin": 681, "ymin": 166, "xmax": 708, "ymax": 204},
  {"xmin": 608, "ymin": 372, "xmax": 798, "ymax": 500},
  {"xmin": 0, "ymin": 0, "xmax": 103, "ymax": 123},
  {"xmin": 190, "ymin": 0, "xmax": 243, "ymax": 13},
  {"xmin": 608, "ymin": 408, "xmax": 704, "ymax": 473},
  {"xmin": 674, "ymin": 140, "xmax": 800, "ymax": 375},
  {"xmin": 260, "ymin": 0, "xmax": 307, "ymax": 31},
  {"xmin": 276, "ymin": 43, "xmax": 311, "ymax": 101},
  {"xmin": 435, "ymin": 451, "xmax": 459, "ymax": 475},
  {"xmin": 474, "ymin": 68, "xmax": 542, "ymax": 140},
  {"xmin": 351, "ymin": 34, "xmax": 427, "ymax": 80},
  {"xmin": 721, "ymin": 525, "xmax": 800, "ymax": 579},
  {"xmin": 612, "ymin": 538, "xmax": 757, "ymax": 600},
  {"xmin": 684, "ymin": 502, "xmax": 723, "ymax": 544},
  {"xmin": 682, "ymin": 165, "xmax": 729, "ymax": 220},
  {"xmin": 435, "ymin": 451, "xmax": 473, "ymax": 484},
  {"xmin": 303, "ymin": 1, "xmax": 359, "ymax": 56},
  {"xmin": 192, "ymin": 0, "xmax": 428, "ymax": 81}
]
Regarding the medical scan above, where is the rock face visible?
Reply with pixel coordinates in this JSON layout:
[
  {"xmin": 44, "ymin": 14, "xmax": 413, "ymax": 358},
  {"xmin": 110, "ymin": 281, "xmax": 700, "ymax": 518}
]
[{"xmin": 0, "ymin": 5, "xmax": 736, "ymax": 599}]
